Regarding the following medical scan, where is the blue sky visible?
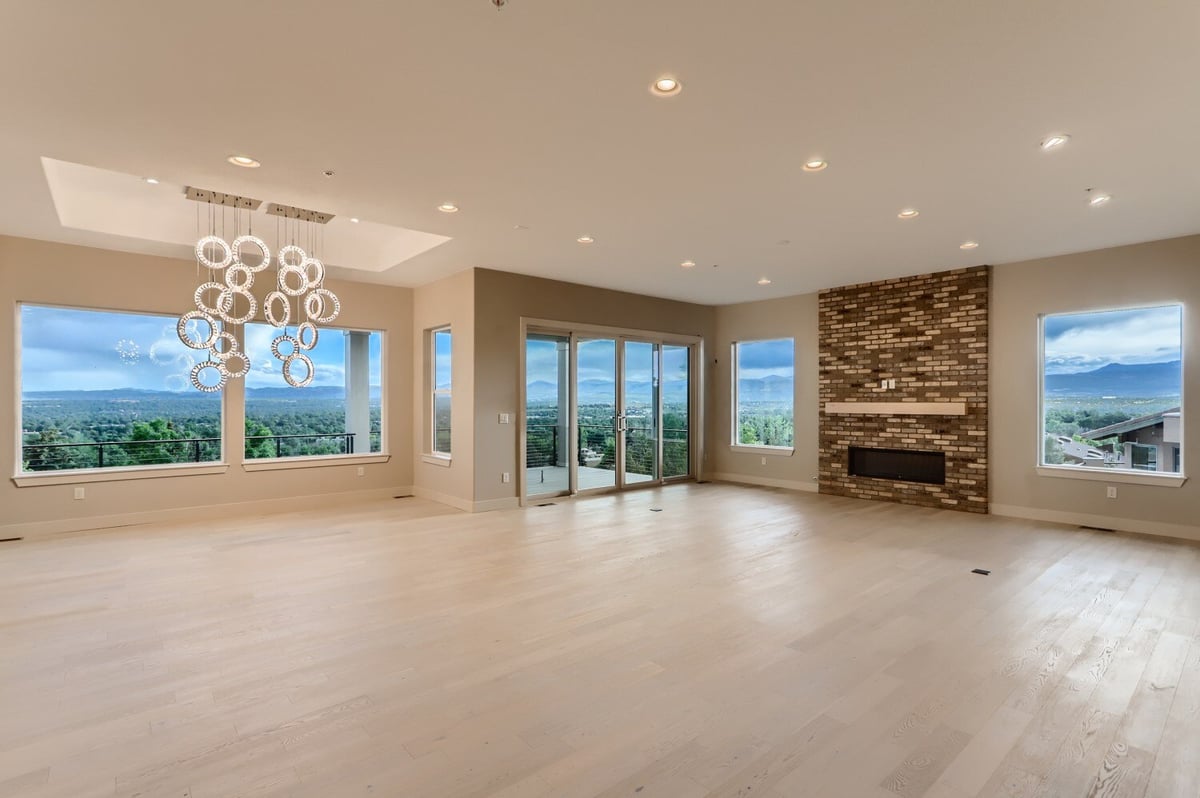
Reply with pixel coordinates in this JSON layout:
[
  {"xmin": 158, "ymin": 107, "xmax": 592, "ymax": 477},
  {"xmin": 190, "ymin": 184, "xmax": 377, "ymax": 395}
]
[
  {"xmin": 736, "ymin": 338, "xmax": 794, "ymax": 380},
  {"xmin": 21, "ymin": 305, "xmax": 381, "ymax": 393},
  {"xmin": 433, "ymin": 328, "xmax": 451, "ymax": 390},
  {"xmin": 1044, "ymin": 305, "xmax": 1181, "ymax": 374},
  {"xmin": 525, "ymin": 338, "xmax": 691, "ymax": 389}
]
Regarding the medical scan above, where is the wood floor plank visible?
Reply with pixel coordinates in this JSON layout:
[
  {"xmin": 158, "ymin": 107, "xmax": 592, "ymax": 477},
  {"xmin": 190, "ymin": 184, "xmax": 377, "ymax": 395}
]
[{"xmin": 0, "ymin": 486, "xmax": 1197, "ymax": 797}]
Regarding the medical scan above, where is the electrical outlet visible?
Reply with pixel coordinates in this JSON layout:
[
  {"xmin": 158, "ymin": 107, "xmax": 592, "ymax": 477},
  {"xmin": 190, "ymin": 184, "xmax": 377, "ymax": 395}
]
[
  {"xmin": 502, "ymin": 472, "xmax": 511, "ymax": 483},
  {"xmin": 1106, "ymin": 486, "xmax": 1117, "ymax": 499},
  {"xmin": 880, "ymin": 379, "xmax": 888, "ymax": 390},
  {"xmin": 73, "ymin": 487, "xmax": 85, "ymax": 500},
  {"xmin": 761, "ymin": 457, "xmax": 767, "ymax": 466},
  {"xmin": 498, "ymin": 413, "xmax": 510, "ymax": 424},
  {"xmin": 356, "ymin": 466, "xmax": 365, "ymax": 477}
]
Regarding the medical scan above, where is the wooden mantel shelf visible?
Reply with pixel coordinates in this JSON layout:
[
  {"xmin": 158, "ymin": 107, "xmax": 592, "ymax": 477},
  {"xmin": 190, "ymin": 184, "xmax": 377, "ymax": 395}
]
[{"xmin": 823, "ymin": 401, "xmax": 967, "ymax": 416}]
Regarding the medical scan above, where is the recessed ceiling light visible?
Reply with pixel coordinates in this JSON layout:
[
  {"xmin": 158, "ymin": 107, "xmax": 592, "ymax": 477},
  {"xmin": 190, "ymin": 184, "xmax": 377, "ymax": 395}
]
[
  {"xmin": 577, "ymin": 235, "xmax": 595, "ymax": 244},
  {"xmin": 349, "ymin": 217, "xmax": 360, "ymax": 223},
  {"xmin": 227, "ymin": 155, "xmax": 260, "ymax": 168},
  {"xmin": 1088, "ymin": 192, "xmax": 1112, "ymax": 207},
  {"xmin": 959, "ymin": 240, "xmax": 979, "ymax": 250},
  {"xmin": 757, "ymin": 277, "xmax": 772, "ymax": 285},
  {"xmin": 802, "ymin": 159, "xmax": 828, "ymax": 172},
  {"xmin": 650, "ymin": 76, "xmax": 682, "ymax": 97},
  {"xmin": 437, "ymin": 203, "xmax": 459, "ymax": 213},
  {"xmin": 681, "ymin": 260, "xmax": 696, "ymax": 268},
  {"xmin": 898, "ymin": 208, "xmax": 920, "ymax": 219},
  {"xmin": 1040, "ymin": 133, "xmax": 1071, "ymax": 151},
  {"xmin": 142, "ymin": 177, "xmax": 160, "ymax": 185}
]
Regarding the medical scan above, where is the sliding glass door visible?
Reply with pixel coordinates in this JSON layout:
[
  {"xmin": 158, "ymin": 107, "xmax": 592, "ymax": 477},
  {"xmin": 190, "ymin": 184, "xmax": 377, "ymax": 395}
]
[
  {"xmin": 577, "ymin": 337, "xmax": 618, "ymax": 492},
  {"xmin": 662, "ymin": 344, "xmax": 690, "ymax": 479},
  {"xmin": 524, "ymin": 327, "xmax": 695, "ymax": 500},
  {"xmin": 525, "ymin": 333, "xmax": 571, "ymax": 498},
  {"xmin": 621, "ymin": 340, "xmax": 659, "ymax": 486}
]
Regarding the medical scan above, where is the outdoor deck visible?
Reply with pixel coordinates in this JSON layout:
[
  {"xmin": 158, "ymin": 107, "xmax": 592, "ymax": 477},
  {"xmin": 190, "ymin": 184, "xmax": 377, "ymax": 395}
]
[{"xmin": 526, "ymin": 464, "xmax": 654, "ymax": 495}]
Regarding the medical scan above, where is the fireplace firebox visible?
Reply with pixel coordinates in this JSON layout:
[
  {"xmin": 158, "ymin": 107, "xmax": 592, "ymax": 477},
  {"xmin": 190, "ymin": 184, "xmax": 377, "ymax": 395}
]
[{"xmin": 848, "ymin": 447, "xmax": 945, "ymax": 485}]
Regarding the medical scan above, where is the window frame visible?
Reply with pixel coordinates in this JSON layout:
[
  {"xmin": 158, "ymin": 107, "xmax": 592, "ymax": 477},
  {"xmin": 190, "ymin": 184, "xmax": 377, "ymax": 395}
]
[
  {"xmin": 430, "ymin": 326, "xmax": 452, "ymax": 459},
  {"xmin": 1036, "ymin": 303, "xmax": 1186, "ymax": 487},
  {"xmin": 730, "ymin": 337, "xmax": 796, "ymax": 455},
  {"xmin": 240, "ymin": 322, "xmax": 387, "ymax": 464},
  {"xmin": 13, "ymin": 301, "xmax": 230, "ymax": 484}
]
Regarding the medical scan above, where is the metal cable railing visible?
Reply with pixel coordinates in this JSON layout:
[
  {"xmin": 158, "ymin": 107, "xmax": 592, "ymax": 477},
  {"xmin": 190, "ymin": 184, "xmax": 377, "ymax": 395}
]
[{"xmin": 21, "ymin": 431, "xmax": 381, "ymax": 470}]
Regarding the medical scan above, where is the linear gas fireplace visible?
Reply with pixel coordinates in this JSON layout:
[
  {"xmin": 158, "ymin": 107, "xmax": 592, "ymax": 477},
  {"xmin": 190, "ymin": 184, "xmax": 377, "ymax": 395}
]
[{"xmin": 848, "ymin": 447, "xmax": 946, "ymax": 485}]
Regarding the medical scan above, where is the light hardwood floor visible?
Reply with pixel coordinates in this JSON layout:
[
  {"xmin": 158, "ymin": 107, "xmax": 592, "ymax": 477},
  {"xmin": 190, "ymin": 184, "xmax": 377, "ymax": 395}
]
[{"xmin": 1, "ymin": 483, "xmax": 1198, "ymax": 798}]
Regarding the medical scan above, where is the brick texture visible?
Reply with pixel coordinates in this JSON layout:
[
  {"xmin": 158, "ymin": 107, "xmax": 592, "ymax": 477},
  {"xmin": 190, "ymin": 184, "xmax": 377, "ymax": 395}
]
[{"xmin": 818, "ymin": 266, "xmax": 989, "ymax": 512}]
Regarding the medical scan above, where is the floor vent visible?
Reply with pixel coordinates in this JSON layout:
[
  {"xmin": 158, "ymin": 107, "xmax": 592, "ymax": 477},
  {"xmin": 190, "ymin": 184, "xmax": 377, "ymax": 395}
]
[
  {"xmin": 0, "ymin": 537, "xmax": 23, "ymax": 543},
  {"xmin": 394, "ymin": 495, "xmax": 413, "ymax": 500},
  {"xmin": 536, "ymin": 503, "xmax": 556, "ymax": 507},
  {"xmin": 1079, "ymin": 525, "xmax": 1115, "ymax": 532},
  {"xmin": 649, "ymin": 508, "xmax": 663, "ymax": 512},
  {"xmin": 971, "ymin": 568, "xmax": 991, "ymax": 576}
]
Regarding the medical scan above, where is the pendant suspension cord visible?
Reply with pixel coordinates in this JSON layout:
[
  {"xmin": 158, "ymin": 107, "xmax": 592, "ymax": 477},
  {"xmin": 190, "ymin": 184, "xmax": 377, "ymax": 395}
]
[{"xmin": 195, "ymin": 201, "xmax": 201, "ymax": 281}]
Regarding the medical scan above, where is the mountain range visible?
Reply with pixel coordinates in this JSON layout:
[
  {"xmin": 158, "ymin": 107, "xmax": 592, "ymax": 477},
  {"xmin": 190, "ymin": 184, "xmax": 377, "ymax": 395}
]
[
  {"xmin": 23, "ymin": 386, "xmax": 382, "ymax": 401},
  {"xmin": 526, "ymin": 375, "xmax": 793, "ymax": 405},
  {"xmin": 1044, "ymin": 360, "xmax": 1180, "ymax": 397}
]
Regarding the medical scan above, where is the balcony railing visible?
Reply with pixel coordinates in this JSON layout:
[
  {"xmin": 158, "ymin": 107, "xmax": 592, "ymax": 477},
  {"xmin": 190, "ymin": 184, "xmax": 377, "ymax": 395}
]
[
  {"xmin": 21, "ymin": 431, "xmax": 380, "ymax": 471},
  {"xmin": 526, "ymin": 422, "xmax": 689, "ymax": 475}
]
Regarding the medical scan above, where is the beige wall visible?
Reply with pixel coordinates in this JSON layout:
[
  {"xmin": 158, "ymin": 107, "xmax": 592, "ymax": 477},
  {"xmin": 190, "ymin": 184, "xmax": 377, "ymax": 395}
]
[
  {"xmin": 411, "ymin": 269, "xmax": 475, "ymax": 508},
  {"xmin": 472, "ymin": 269, "xmax": 716, "ymax": 506},
  {"xmin": 708, "ymin": 294, "xmax": 820, "ymax": 490},
  {"xmin": 0, "ymin": 235, "xmax": 414, "ymax": 537},
  {"xmin": 990, "ymin": 235, "xmax": 1200, "ymax": 540}
]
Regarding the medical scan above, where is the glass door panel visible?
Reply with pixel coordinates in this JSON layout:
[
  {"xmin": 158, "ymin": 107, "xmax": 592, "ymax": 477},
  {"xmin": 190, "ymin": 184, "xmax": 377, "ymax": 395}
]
[
  {"xmin": 621, "ymin": 340, "xmax": 659, "ymax": 486},
  {"xmin": 525, "ymin": 333, "xmax": 570, "ymax": 497},
  {"xmin": 661, "ymin": 344, "xmax": 690, "ymax": 478},
  {"xmin": 576, "ymin": 338, "xmax": 617, "ymax": 491}
]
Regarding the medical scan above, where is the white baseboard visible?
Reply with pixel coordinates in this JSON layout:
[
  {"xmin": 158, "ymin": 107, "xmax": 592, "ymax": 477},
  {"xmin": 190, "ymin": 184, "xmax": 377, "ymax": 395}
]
[
  {"xmin": 990, "ymin": 503, "xmax": 1200, "ymax": 543},
  {"xmin": 411, "ymin": 486, "xmax": 521, "ymax": 514},
  {"xmin": 411, "ymin": 485, "xmax": 474, "ymax": 512},
  {"xmin": 709, "ymin": 472, "xmax": 820, "ymax": 493},
  {"xmin": 0, "ymin": 486, "xmax": 415, "ymax": 541},
  {"xmin": 473, "ymin": 496, "xmax": 522, "ymax": 513}
]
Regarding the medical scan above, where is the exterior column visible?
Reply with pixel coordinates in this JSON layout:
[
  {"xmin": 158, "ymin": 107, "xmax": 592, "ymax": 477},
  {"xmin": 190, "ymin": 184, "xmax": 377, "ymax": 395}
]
[{"xmin": 345, "ymin": 331, "xmax": 371, "ymax": 454}]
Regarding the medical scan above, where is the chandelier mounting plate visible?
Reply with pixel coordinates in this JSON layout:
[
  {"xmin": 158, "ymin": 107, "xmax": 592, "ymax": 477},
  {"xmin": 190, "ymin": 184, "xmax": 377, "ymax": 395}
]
[
  {"xmin": 184, "ymin": 186, "xmax": 262, "ymax": 210},
  {"xmin": 265, "ymin": 203, "xmax": 334, "ymax": 224}
]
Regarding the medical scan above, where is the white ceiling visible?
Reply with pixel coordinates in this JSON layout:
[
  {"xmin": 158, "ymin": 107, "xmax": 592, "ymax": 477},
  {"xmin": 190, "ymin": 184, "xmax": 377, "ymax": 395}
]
[
  {"xmin": 1, "ymin": 1, "xmax": 1197, "ymax": 304},
  {"xmin": 41, "ymin": 158, "xmax": 451, "ymax": 274}
]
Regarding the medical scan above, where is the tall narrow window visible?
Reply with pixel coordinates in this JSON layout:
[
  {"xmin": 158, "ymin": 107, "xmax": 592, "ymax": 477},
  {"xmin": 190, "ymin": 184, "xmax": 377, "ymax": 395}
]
[
  {"xmin": 243, "ymin": 324, "xmax": 383, "ymax": 459},
  {"xmin": 432, "ymin": 327, "xmax": 452, "ymax": 456},
  {"xmin": 18, "ymin": 304, "xmax": 223, "ymax": 472},
  {"xmin": 732, "ymin": 338, "xmax": 795, "ymax": 449},
  {"xmin": 1041, "ymin": 305, "xmax": 1183, "ymax": 474}
]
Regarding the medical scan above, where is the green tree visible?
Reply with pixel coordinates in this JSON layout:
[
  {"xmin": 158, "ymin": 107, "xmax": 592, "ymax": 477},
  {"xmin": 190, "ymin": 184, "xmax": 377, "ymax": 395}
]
[
  {"xmin": 123, "ymin": 418, "xmax": 184, "ymax": 465},
  {"xmin": 245, "ymin": 418, "xmax": 277, "ymax": 459}
]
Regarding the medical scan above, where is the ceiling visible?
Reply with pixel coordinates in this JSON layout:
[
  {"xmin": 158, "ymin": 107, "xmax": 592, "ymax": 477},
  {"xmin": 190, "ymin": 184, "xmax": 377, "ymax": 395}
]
[{"xmin": 1, "ymin": 1, "xmax": 1197, "ymax": 305}]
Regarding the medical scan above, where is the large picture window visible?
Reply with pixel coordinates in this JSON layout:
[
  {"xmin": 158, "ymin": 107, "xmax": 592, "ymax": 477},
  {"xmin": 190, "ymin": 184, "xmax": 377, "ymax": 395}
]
[
  {"xmin": 1041, "ymin": 305, "xmax": 1183, "ymax": 474},
  {"xmin": 18, "ymin": 304, "xmax": 222, "ymax": 472},
  {"xmin": 243, "ymin": 324, "xmax": 383, "ymax": 459},
  {"xmin": 732, "ymin": 338, "xmax": 795, "ymax": 448},
  {"xmin": 432, "ymin": 327, "xmax": 452, "ymax": 456}
]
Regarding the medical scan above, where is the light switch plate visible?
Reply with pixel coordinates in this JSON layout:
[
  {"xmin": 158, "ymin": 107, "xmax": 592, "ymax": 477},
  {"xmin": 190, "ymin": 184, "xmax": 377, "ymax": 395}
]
[{"xmin": 499, "ymin": 413, "xmax": 510, "ymax": 424}]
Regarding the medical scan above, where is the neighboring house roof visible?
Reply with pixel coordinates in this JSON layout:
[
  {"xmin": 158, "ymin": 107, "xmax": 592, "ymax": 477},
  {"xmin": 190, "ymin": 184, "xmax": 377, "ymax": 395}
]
[{"xmin": 1082, "ymin": 407, "xmax": 1180, "ymax": 439}]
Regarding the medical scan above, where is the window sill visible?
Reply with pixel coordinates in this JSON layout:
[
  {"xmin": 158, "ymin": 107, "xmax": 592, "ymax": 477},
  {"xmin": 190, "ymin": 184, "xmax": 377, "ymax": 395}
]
[
  {"xmin": 422, "ymin": 453, "xmax": 452, "ymax": 468},
  {"xmin": 243, "ymin": 454, "xmax": 390, "ymax": 472},
  {"xmin": 12, "ymin": 462, "xmax": 229, "ymax": 487},
  {"xmin": 1035, "ymin": 466, "xmax": 1187, "ymax": 488},
  {"xmin": 730, "ymin": 445, "xmax": 795, "ymax": 457}
]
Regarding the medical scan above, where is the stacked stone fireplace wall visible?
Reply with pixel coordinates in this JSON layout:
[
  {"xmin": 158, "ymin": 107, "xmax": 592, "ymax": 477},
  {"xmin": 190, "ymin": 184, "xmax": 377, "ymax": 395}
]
[{"xmin": 818, "ymin": 266, "xmax": 989, "ymax": 512}]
